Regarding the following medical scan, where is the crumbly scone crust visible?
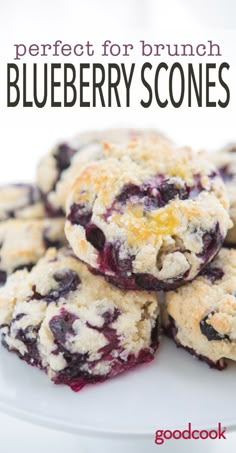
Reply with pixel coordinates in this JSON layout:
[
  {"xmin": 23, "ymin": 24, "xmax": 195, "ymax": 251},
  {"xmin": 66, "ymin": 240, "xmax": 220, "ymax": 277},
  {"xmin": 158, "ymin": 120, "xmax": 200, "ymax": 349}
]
[
  {"xmin": 162, "ymin": 248, "xmax": 236, "ymax": 365},
  {"xmin": 209, "ymin": 145, "xmax": 236, "ymax": 244},
  {"xmin": 65, "ymin": 139, "xmax": 231, "ymax": 290},
  {"xmin": 37, "ymin": 129, "xmax": 168, "ymax": 214},
  {"xmin": 0, "ymin": 218, "xmax": 66, "ymax": 276},
  {"xmin": 0, "ymin": 247, "xmax": 159, "ymax": 389},
  {"xmin": 0, "ymin": 184, "xmax": 45, "ymax": 220}
]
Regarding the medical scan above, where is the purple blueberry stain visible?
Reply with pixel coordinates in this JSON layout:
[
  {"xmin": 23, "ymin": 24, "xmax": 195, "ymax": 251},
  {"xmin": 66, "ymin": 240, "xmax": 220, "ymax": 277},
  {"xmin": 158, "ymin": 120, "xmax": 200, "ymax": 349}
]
[
  {"xmin": 14, "ymin": 323, "xmax": 41, "ymax": 366},
  {"xmin": 39, "ymin": 305, "xmax": 157, "ymax": 391},
  {"xmin": 87, "ymin": 308, "xmax": 121, "ymax": 358},
  {"xmin": 200, "ymin": 265, "xmax": 224, "ymax": 283},
  {"xmin": 30, "ymin": 269, "xmax": 80, "ymax": 304},
  {"xmin": 49, "ymin": 309, "xmax": 78, "ymax": 345},
  {"xmin": 44, "ymin": 269, "xmax": 80, "ymax": 303},
  {"xmin": 67, "ymin": 203, "xmax": 92, "ymax": 226},
  {"xmin": 104, "ymin": 172, "xmax": 212, "ymax": 221}
]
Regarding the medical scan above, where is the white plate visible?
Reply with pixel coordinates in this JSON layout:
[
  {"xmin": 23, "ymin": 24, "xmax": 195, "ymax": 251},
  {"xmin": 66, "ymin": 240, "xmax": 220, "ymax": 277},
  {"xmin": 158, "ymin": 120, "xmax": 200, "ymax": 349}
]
[{"xmin": 0, "ymin": 336, "xmax": 235, "ymax": 438}]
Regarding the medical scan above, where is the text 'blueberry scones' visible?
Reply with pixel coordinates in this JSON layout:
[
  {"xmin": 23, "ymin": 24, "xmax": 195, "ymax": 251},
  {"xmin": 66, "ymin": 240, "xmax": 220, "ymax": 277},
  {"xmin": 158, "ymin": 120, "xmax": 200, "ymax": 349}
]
[
  {"xmin": 0, "ymin": 247, "xmax": 159, "ymax": 391},
  {"xmin": 65, "ymin": 139, "xmax": 232, "ymax": 291},
  {"xmin": 0, "ymin": 218, "xmax": 66, "ymax": 284},
  {"xmin": 209, "ymin": 144, "xmax": 236, "ymax": 245},
  {"xmin": 162, "ymin": 248, "xmax": 236, "ymax": 369},
  {"xmin": 37, "ymin": 128, "xmax": 167, "ymax": 216}
]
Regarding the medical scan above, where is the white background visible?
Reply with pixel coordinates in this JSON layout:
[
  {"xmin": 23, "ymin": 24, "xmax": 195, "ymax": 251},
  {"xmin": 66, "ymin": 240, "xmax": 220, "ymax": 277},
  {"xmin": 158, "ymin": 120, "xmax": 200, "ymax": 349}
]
[{"xmin": 0, "ymin": 1, "xmax": 236, "ymax": 451}]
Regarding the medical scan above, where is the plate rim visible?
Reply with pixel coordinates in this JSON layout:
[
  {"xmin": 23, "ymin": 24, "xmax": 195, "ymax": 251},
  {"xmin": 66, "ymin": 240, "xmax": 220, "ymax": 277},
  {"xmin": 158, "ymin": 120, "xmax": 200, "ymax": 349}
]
[{"xmin": 0, "ymin": 401, "xmax": 236, "ymax": 439}]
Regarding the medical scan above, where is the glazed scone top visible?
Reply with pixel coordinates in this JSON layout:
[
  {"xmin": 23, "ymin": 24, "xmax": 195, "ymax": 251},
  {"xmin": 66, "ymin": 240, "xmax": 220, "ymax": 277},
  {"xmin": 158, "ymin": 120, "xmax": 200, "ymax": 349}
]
[
  {"xmin": 163, "ymin": 248, "xmax": 236, "ymax": 362},
  {"xmin": 0, "ymin": 184, "xmax": 45, "ymax": 221},
  {"xmin": 65, "ymin": 139, "xmax": 231, "ymax": 289},
  {"xmin": 37, "ymin": 128, "xmax": 168, "ymax": 215}
]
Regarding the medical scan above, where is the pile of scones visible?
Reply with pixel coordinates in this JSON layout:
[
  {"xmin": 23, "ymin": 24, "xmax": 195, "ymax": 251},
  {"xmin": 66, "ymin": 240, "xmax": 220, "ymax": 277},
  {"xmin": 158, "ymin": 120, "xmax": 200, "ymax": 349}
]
[{"xmin": 0, "ymin": 128, "xmax": 235, "ymax": 391}]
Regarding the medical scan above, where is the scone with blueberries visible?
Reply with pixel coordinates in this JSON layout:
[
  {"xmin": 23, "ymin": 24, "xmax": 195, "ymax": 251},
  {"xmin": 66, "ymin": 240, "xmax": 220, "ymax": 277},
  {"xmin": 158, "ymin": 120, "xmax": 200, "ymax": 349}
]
[
  {"xmin": 162, "ymin": 248, "xmax": 236, "ymax": 370},
  {"xmin": 209, "ymin": 144, "xmax": 236, "ymax": 245},
  {"xmin": 0, "ymin": 183, "xmax": 45, "ymax": 220},
  {"xmin": 65, "ymin": 139, "xmax": 232, "ymax": 291},
  {"xmin": 0, "ymin": 218, "xmax": 66, "ymax": 285},
  {"xmin": 37, "ymin": 128, "xmax": 167, "ymax": 216},
  {"xmin": 0, "ymin": 247, "xmax": 159, "ymax": 391}
]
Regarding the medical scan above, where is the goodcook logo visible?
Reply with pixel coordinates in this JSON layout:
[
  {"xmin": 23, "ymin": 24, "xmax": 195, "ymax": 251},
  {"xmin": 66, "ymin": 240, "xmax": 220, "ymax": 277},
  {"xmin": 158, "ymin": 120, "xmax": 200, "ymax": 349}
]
[{"xmin": 154, "ymin": 423, "xmax": 227, "ymax": 445}]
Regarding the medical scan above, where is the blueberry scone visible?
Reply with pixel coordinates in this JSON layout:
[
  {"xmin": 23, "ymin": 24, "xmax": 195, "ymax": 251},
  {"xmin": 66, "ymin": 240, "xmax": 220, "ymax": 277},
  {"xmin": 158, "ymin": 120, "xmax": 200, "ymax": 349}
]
[
  {"xmin": 162, "ymin": 248, "xmax": 236, "ymax": 369},
  {"xmin": 65, "ymin": 139, "xmax": 231, "ymax": 291},
  {"xmin": 0, "ymin": 183, "xmax": 45, "ymax": 220},
  {"xmin": 209, "ymin": 144, "xmax": 236, "ymax": 245},
  {"xmin": 0, "ymin": 218, "xmax": 66, "ymax": 284},
  {"xmin": 37, "ymin": 128, "xmax": 167, "ymax": 216},
  {"xmin": 0, "ymin": 248, "xmax": 159, "ymax": 391}
]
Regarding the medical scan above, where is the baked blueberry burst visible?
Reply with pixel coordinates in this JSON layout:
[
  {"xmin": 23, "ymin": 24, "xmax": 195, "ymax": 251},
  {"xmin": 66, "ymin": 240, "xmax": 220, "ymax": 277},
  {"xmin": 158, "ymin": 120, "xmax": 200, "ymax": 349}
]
[
  {"xmin": 65, "ymin": 140, "xmax": 231, "ymax": 291},
  {"xmin": 0, "ymin": 248, "xmax": 159, "ymax": 391},
  {"xmin": 162, "ymin": 248, "xmax": 236, "ymax": 370}
]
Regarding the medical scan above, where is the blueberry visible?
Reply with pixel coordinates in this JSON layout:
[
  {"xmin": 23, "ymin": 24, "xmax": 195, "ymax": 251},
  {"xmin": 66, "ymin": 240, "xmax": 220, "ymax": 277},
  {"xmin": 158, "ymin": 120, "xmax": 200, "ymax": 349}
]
[
  {"xmin": 67, "ymin": 203, "xmax": 92, "ymax": 226},
  {"xmin": 116, "ymin": 184, "xmax": 142, "ymax": 204},
  {"xmin": 15, "ymin": 324, "xmax": 41, "ymax": 365},
  {"xmin": 143, "ymin": 193, "xmax": 161, "ymax": 210},
  {"xmin": 135, "ymin": 273, "xmax": 160, "ymax": 290},
  {"xmin": 164, "ymin": 315, "xmax": 226, "ymax": 370},
  {"xmin": 12, "ymin": 313, "xmax": 25, "ymax": 323},
  {"xmin": 54, "ymin": 144, "xmax": 76, "ymax": 173},
  {"xmin": 49, "ymin": 310, "xmax": 78, "ymax": 345},
  {"xmin": 200, "ymin": 265, "xmax": 224, "ymax": 283},
  {"xmin": 102, "ymin": 308, "xmax": 120, "ymax": 325},
  {"xmin": 85, "ymin": 224, "xmax": 105, "ymax": 250},
  {"xmin": 31, "ymin": 269, "xmax": 80, "ymax": 304},
  {"xmin": 45, "ymin": 269, "xmax": 80, "ymax": 302},
  {"xmin": 134, "ymin": 272, "xmax": 187, "ymax": 291},
  {"xmin": 87, "ymin": 308, "xmax": 121, "ymax": 356},
  {"xmin": 151, "ymin": 316, "xmax": 160, "ymax": 347},
  {"xmin": 0, "ymin": 270, "xmax": 7, "ymax": 285},
  {"xmin": 200, "ymin": 311, "xmax": 230, "ymax": 341},
  {"xmin": 198, "ymin": 222, "xmax": 222, "ymax": 263},
  {"xmin": 98, "ymin": 242, "xmax": 133, "ymax": 275},
  {"xmin": 218, "ymin": 165, "xmax": 234, "ymax": 182},
  {"xmin": 159, "ymin": 181, "xmax": 189, "ymax": 204}
]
